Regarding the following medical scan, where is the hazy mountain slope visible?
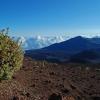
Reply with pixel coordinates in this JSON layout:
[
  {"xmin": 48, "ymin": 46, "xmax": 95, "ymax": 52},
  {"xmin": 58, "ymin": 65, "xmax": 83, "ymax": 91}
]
[
  {"xmin": 25, "ymin": 36, "xmax": 100, "ymax": 62},
  {"xmin": 13, "ymin": 35, "xmax": 100, "ymax": 51},
  {"xmin": 89, "ymin": 36, "xmax": 100, "ymax": 44},
  {"xmin": 70, "ymin": 48, "xmax": 100, "ymax": 63},
  {"xmin": 39, "ymin": 36, "xmax": 100, "ymax": 53}
]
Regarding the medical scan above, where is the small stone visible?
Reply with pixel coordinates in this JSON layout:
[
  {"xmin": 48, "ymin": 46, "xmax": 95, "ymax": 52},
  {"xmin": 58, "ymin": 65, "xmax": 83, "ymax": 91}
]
[{"xmin": 12, "ymin": 96, "xmax": 19, "ymax": 100}]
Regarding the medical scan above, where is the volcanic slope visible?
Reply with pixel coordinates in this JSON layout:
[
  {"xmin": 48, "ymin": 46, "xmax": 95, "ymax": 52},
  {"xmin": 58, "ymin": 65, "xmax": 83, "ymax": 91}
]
[{"xmin": 0, "ymin": 57, "xmax": 99, "ymax": 100}]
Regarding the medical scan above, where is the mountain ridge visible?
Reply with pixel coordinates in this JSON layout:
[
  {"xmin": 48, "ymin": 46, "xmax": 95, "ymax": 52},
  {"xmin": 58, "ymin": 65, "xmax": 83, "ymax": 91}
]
[
  {"xmin": 13, "ymin": 35, "xmax": 69, "ymax": 50},
  {"xmin": 25, "ymin": 36, "xmax": 100, "ymax": 63}
]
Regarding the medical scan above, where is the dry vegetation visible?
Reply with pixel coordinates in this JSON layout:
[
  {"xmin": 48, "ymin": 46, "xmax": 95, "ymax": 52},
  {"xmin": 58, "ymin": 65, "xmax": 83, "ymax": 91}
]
[{"xmin": 0, "ymin": 29, "xmax": 23, "ymax": 80}]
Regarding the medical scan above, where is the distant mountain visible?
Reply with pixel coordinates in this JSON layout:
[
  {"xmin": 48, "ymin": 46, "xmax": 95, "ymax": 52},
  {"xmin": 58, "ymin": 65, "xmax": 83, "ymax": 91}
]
[
  {"xmin": 88, "ymin": 36, "xmax": 100, "ymax": 44},
  {"xmin": 39, "ymin": 36, "xmax": 99, "ymax": 53},
  {"xmin": 70, "ymin": 48, "xmax": 100, "ymax": 63},
  {"xmin": 12, "ymin": 36, "xmax": 68, "ymax": 50},
  {"xmin": 25, "ymin": 36, "xmax": 100, "ymax": 63}
]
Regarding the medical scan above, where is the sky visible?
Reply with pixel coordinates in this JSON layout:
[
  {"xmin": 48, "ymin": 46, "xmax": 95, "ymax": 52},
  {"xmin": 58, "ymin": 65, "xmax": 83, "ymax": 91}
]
[{"xmin": 0, "ymin": 0, "xmax": 100, "ymax": 37}]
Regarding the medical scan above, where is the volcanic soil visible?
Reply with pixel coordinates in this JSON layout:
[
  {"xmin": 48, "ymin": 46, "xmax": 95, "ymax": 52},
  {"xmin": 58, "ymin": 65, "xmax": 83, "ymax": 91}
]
[{"xmin": 0, "ymin": 57, "xmax": 99, "ymax": 100}]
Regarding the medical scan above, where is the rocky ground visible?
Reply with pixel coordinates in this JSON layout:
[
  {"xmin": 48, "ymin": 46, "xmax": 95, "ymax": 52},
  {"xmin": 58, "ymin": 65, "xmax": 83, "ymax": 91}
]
[{"xmin": 0, "ymin": 57, "xmax": 99, "ymax": 100}]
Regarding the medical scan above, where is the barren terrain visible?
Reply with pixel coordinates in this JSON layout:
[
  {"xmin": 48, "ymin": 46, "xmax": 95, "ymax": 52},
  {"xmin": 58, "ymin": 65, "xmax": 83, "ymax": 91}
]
[{"xmin": 0, "ymin": 57, "xmax": 99, "ymax": 100}]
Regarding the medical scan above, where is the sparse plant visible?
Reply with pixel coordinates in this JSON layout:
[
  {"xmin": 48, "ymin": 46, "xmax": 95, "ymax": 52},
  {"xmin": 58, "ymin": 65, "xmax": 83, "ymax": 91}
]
[{"xmin": 0, "ymin": 29, "xmax": 24, "ymax": 80}]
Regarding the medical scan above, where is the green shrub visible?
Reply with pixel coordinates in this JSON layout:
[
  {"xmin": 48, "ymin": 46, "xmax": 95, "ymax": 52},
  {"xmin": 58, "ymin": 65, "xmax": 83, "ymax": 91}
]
[{"xmin": 0, "ymin": 29, "xmax": 24, "ymax": 80}]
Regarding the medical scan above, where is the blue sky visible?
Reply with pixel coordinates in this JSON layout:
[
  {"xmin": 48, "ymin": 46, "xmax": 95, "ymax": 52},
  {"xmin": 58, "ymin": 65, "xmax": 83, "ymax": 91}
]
[{"xmin": 0, "ymin": 0, "xmax": 100, "ymax": 37}]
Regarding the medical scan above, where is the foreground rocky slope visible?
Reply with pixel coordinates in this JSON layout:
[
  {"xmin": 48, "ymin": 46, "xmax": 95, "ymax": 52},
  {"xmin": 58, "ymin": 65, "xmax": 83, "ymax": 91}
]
[{"xmin": 0, "ymin": 57, "xmax": 99, "ymax": 100}]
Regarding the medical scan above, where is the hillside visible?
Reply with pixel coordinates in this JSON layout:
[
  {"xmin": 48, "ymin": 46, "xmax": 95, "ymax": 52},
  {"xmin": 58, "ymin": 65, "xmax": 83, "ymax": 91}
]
[
  {"xmin": 13, "ymin": 36, "xmax": 100, "ymax": 50},
  {"xmin": 25, "ymin": 36, "xmax": 100, "ymax": 63},
  {"xmin": 70, "ymin": 48, "xmax": 100, "ymax": 63},
  {"xmin": 0, "ymin": 57, "xmax": 100, "ymax": 100}
]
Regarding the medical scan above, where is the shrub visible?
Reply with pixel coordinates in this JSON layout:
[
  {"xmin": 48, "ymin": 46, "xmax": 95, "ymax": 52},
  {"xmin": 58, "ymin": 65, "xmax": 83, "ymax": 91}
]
[{"xmin": 0, "ymin": 29, "xmax": 24, "ymax": 80}]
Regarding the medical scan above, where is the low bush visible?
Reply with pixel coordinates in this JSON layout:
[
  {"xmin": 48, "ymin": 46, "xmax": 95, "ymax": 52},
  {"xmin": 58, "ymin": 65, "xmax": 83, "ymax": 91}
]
[{"xmin": 0, "ymin": 29, "xmax": 24, "ymax": 80}]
